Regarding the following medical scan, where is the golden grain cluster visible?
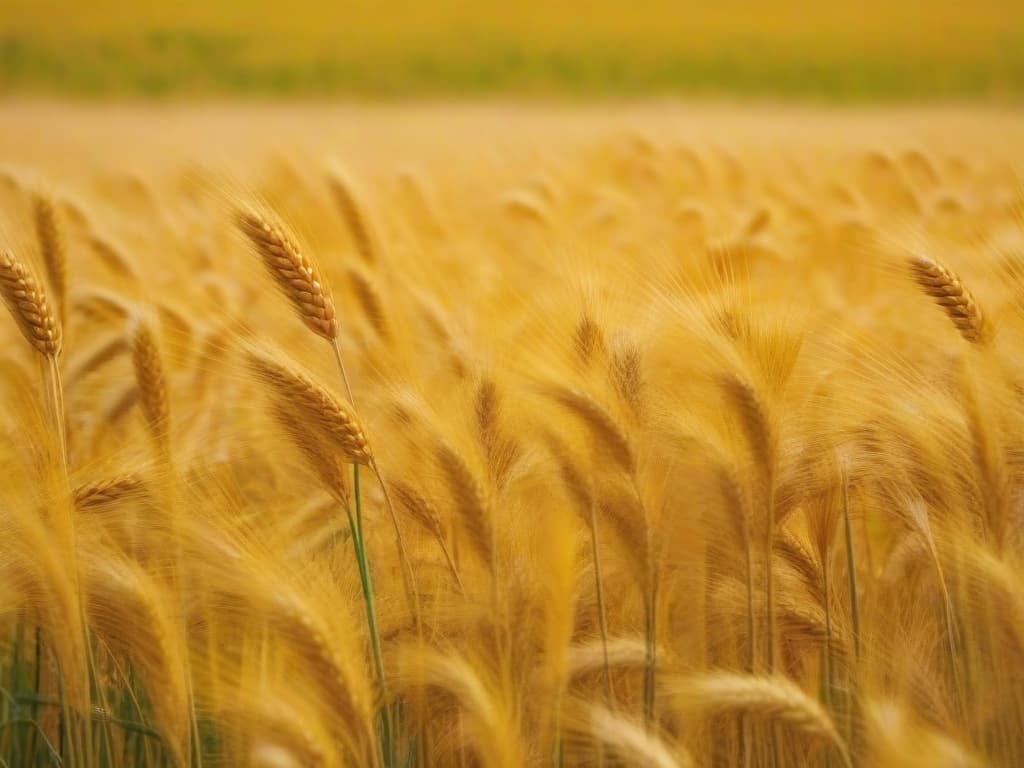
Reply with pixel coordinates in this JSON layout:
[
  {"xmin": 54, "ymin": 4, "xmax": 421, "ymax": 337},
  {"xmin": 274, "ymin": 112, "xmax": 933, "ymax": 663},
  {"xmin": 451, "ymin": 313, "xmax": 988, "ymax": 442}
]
[{"xmin": 0, "ymin": 105, "xmax": 1022, "ymax": 767}]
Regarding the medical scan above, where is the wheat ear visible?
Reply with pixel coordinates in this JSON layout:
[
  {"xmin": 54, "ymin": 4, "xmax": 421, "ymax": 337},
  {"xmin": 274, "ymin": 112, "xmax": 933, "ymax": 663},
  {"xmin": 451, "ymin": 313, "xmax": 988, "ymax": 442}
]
[
  {"xmin": 909, "ymin": 254, "xmax": 990, "ymax": 344},
  {"xmin": 0, "ymin": 249, "xmax": 62, "ymax": 357},
  {"xmin": 247, "ymin": 352, "xmax": 372, "ymax": 466},
  {"xmin": 33, "ymin": 193, "xmax": 68, "ymax": 327},
  {"xmin": 236, "ymin": 206, "xmax": 339, "ymax": 342},
  {"xmin": 671, "ymin": 672, "xmax": 851, "ymax": 767},
  {"xmin": 328, "ymin": 166, "xmax": 378, "ymax": 265},
  {"xmin": 131, "ymin": 319, "xmax": 170, "ymax": 450},
  {"xmin": 391, "ymin": 481, "xmax": 464, "ymax": 592},
  {"xmin": 73, "ymin": 474, "xmax": 146, "ymax": 510},
  {"xmin": 0, "ymin": 249, "xmax": 66, "ymax": 469}
]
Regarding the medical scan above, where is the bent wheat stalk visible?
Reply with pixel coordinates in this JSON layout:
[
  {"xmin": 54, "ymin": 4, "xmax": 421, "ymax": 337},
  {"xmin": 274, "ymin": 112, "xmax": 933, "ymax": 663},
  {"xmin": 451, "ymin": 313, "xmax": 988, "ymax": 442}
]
[{"xmin": 248, "ymin": 349, "xmax": 420, "ymax": 760}]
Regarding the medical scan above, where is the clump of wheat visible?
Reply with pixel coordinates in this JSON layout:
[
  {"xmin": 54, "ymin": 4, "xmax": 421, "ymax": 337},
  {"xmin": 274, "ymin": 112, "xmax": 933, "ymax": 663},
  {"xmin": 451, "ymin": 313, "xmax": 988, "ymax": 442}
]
[{"xmin": 1, "ymin": 110, "xmax": 1024, "ymax": 768}]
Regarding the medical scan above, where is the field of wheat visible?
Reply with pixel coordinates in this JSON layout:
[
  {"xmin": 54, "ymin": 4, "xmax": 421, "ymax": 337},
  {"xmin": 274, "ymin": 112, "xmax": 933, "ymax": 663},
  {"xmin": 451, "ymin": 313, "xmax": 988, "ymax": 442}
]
[{"xmin": 0, "ymin": 103, "xmax": 1022, "ymax": 767}]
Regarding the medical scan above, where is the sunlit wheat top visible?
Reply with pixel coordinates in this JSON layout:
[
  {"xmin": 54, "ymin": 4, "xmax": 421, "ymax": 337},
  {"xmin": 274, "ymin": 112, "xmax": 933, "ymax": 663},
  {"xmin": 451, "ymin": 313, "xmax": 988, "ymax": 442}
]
[
  {"xmin": 0, "ymin": 248, "xmax": 62, "ymax": 357},
  {"xmin": 236, "ymin": 207, "xmax": 339, "ymax": 342}
]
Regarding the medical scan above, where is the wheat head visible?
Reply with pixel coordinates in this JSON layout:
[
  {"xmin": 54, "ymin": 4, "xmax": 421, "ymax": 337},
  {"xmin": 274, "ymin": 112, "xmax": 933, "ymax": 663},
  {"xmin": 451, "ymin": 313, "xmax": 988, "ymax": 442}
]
[
  {"xmin": 0, "ymin": 249, "xmax": 62, "ymax": 356},
  {"xmin": 237, "ymin": 206, "xmax": 339, "ymax": 342}
]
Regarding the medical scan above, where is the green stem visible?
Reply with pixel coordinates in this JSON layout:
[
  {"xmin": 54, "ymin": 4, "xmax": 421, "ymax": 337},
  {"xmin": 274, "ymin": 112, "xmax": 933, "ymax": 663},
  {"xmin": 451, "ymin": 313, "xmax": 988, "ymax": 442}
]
[
  {"xmin": 841, "ymin": 472, "xmax": 860, "ymax": 660},
  {"xmin": 350, "ymin": 465, "xmax": 392, "ymax": 766}
]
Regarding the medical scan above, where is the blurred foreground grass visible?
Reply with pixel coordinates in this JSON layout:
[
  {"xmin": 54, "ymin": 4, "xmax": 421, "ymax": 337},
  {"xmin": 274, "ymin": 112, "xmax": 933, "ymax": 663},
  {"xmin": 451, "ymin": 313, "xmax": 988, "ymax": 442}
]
[{"xmin": 1, "ymin": 0, "xmax": 1023, "ymax": 100}]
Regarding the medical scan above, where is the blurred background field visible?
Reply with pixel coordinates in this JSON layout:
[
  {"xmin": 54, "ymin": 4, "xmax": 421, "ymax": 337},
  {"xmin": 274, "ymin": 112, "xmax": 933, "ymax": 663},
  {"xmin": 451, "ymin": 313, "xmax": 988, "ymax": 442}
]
[{"xmin": 1, "ymin": 0, "xmax": 1022, "ymax": 100}]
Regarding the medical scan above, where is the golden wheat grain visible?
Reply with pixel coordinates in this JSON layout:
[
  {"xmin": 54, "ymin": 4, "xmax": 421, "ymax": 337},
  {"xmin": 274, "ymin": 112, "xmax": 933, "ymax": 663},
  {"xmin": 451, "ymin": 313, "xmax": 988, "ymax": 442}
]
[
  {"xmin": 721, "ymin": 372, "xmax": 775, "ymax": 473},
  {"xmin": 0, "ymin": 249, "xmax": 62, "ymax": 356},
  {"xmin": 609, "ymin": 335, "xmax": 644, "ymax": 417},
  {"xmin": 909, "ymin": 253, "xmax": 990, "ymax": 344},
  {"xmin": 236, "ymin": 698, "xmax": 336, "ymax": 768},
  {"xmin": 33, "ymin": 192, "xmax": 68, "ymax": 326},
  {"xmin": 582, "ymin": 704, "xmax": 693, "ymax": 768},
  {"xmin": 248, "ymin": 351, "xmax": 372, "ymax": 465},
  {"xmin": 73, "ymin": 287, "xmax": 133, "ymax": 324},
  {"xmin": 435, "ymin": 441, "xmax": 493, "ymax": 570},
  {"xmin": 670, "ymin": 672, "xmax": 849, "ymax": 763},
  {"xmin": 474, "ymin": 376, "xmax": 520, "ymax": 490},
  {"xmin": 345, "ymin": 267, "xmax": 390, "ymax": 341},
  {"xmin": 573, "ymin": 314, "xmax": 606, "ymax": 365},
  {"xmin": 73, "ymin": 474, "xmax": 146, "ymax": 510},
  {"xmin": 131, "ymin": 319, "xmax": 170, "ymax": 443},
  {"xmin": 327, "ymin": 166, "xmax": 378, "ymax": 265},
  {"xmin": 545, "ymin": 385, "xmax": 634, "ymax": 474},
  {"xmin": 87, "ymin": 233, "xmax": 138, "ymax": 280},
  {"xmin": 236, "ymin": 206, "xmax": 338, "ymax": 342},
  {"xmin": 272, "ymin": 401, "xmax": 351, "ymax": 505},
  {"xmin": 390, "ymin": 480, "xmax": 463, "ymax": 589}
]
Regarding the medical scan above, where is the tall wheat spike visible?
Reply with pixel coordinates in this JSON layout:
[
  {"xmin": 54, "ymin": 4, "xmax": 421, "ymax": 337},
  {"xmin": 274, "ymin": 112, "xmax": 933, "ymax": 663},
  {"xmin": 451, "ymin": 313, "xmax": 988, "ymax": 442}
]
[
  {"xmin": 236, "ymin": 206, "xmax": 339, "ymax": 342},
  {"xmin": 909, "ymin": 253, "xmax": 990, "ymax": 344},
  {"xmin": 0, "ymin": 248, "xmax": 62, "ymax": 357},
  {"xmin": 671, "ymin": 673, "xmax": 851, "ymax": 767},
  {"xmin": 248, "ymin": 351, "xmax": 372, "ymax": 466},
  {"xmin": 33, "ymin": 193, "xmax": 68, "ymax": 327},
  {"xmin": 73, "ymin": 474, "xmax": 146, "ymax": 510},
  {"xmin": 132, "ymin": 318, "xmax": 171, "ymax": 449},
  {"xmin": 327, "ymin": 166, "xmax": 378, "ymax": 265}
]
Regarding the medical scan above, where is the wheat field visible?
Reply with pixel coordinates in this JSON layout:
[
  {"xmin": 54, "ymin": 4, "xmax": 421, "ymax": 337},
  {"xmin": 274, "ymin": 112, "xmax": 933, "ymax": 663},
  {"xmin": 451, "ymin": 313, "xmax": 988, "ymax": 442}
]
[{"xmin": 0, "ymin": 102, "xmax": 1023, "ymax": 767}]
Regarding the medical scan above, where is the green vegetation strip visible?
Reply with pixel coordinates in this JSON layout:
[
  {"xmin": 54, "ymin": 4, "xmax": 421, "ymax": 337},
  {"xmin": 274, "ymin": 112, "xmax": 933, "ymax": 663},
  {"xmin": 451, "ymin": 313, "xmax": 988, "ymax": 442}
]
[{"xmin": 1, "ymin": 32, "xmax": 1023, "ymax": 99}]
